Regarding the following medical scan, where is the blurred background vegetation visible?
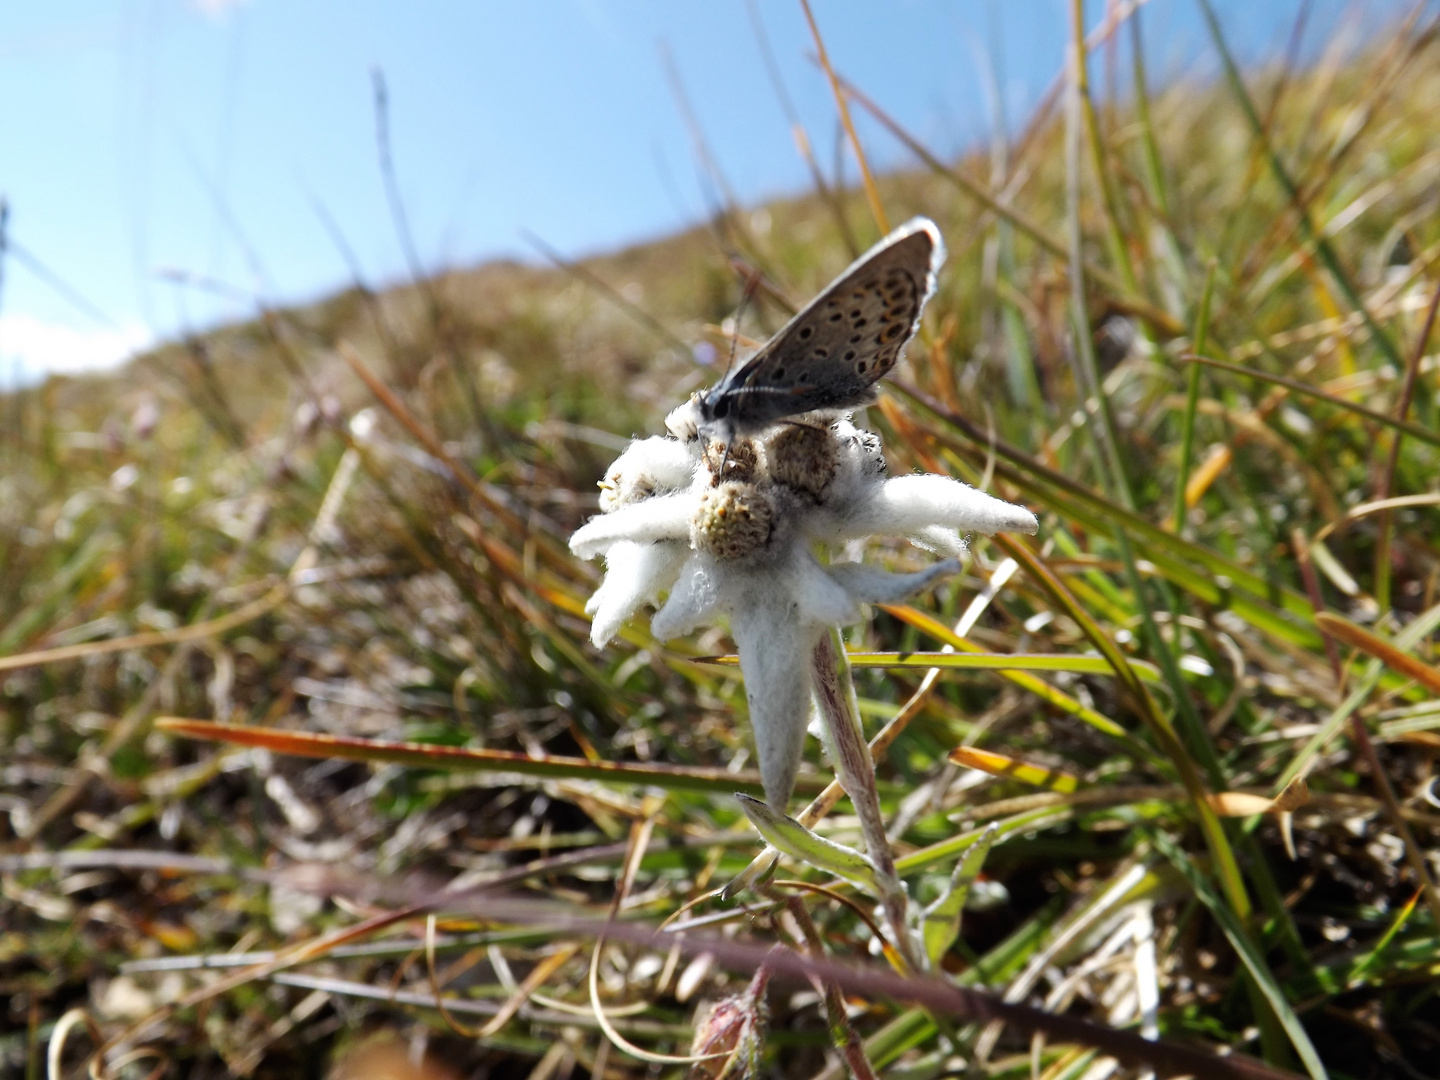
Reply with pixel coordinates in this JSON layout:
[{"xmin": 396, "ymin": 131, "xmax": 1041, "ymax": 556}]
[{"xmin": 3, "ymin": 4, "xmax": 1440, "ymax": 1079}]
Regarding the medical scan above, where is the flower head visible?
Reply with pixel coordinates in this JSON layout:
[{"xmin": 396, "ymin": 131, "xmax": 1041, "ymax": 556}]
[{"xmin": 571, "ymin": 404, "xmax": 1038, "ymax": 807}]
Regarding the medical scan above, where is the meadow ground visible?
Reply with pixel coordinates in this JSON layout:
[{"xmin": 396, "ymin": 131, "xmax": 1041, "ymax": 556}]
[{"xmin": 3, "ymin": 7, "xmax": 1440, "ymax": 1079}]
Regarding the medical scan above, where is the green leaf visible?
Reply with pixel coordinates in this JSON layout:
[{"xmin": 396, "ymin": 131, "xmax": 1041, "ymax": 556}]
[
  {"xmin": 735, "ymin": 793, "xmax": 880, "ymax": 892},
  {"xmin": 921, "ymin": 823, "xmax": 998, "ymax": 966}
]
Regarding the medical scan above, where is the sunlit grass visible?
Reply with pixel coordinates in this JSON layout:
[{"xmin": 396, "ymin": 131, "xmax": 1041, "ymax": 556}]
[{"xmin": 3, "ymin": 6, "xmax": 1439, "ymax": 1078}]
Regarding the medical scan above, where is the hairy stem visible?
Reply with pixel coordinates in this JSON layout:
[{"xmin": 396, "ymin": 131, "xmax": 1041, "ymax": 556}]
[{"xmin": 810, "ymin": 626, "xmax": 922, "ymax": 972}]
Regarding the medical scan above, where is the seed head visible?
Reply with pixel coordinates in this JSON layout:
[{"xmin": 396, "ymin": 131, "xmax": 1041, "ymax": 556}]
[
  {"xmin": 702, "ymin": 437, "xmax": 759, "ymax": 486},
  {"xmin": 691, "ymin": 482, "xmax": 773, "ymax": 560},
  {"xmin": 766, "ymin": 423, "xmax": 839, "ymax": 499},
  {"xmin": 597, "ymin": 436, "xmax": 698, "ymax": 512}
]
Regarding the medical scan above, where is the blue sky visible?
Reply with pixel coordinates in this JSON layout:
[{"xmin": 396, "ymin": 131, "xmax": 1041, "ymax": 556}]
[{"xmin": 0, "ymin": 0, "xmax": 1415, "ymax": 385}]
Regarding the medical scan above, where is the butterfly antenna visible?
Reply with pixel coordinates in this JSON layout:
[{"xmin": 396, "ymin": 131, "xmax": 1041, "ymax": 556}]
[
  {"xmin": 712, "ymin": 265, "xmax": 762, "ymax": 485},
  {"xmin": 721, "ymin": 263, "xmax": 765, "ymax": 380}
]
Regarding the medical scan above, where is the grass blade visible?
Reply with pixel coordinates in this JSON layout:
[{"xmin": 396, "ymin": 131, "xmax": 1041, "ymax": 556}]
[{"xmin": 155, "ymin": 718, "xmax": 825, "ymax": 797}]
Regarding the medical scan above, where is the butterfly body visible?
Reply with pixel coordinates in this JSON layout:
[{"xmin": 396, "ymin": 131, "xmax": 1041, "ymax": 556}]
[{"xmin": 695, "ymin": 217, "xmax": 944, "ymax": 444}]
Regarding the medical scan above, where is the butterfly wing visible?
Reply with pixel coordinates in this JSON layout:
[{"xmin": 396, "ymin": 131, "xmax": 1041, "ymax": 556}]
[{"xmin": 710, "ymin": 217, "xmax": 944, "ymax": 433}]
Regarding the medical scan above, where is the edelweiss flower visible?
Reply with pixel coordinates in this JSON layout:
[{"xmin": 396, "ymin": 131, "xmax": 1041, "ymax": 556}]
[{"xmin": 570, "ymin": 402, "xmax": 1038, "ymax": 807}]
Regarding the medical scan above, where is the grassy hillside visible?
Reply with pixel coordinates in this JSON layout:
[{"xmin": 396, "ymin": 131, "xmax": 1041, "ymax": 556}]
[{"xmin": 3, "ymin": 8, "xmax": 1440, "ymax": 1079}]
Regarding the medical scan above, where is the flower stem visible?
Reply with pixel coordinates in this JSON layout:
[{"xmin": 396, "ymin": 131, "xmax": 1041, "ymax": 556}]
[
  {"xmin": 779, "ymin": 891, "xmax": 880, "ymax": 1080},
  {"xmin": 810, "ymin": 626, "xmax": 923, "ymax": 972}
]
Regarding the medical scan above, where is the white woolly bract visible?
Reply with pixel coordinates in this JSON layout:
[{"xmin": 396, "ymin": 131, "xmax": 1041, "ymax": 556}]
[
  {"xmin": 665, "ymin": 396, "xmax": 703, "ymax": 441},
  {"xmin": 791, "ymin": 555, "xmax": 864, "ymax": 626},
  {"xmin": 650, "ymin": 556, "xmax": 726, "ymax": 641},
  {"xmin": 569, "ymin": 492, "xmax": 694, "ymax": 559},
  {"xmin": 646, "ymin": 549, "xmax": 960, "ymax": 805},
  {"xmin": 824, "ymin": 559, "xmax": 960, "ymax": 604},
  {"xmin": 586, "ymin": 540, "xmax": 688, "ymax": 647},
  {"xmin": 602, "ymin": 436, "xmax": 697, "ymax": 506},
  {"xmin": 731, "ymin": 589, "xmax": 817, "ymax": 810},
  {"xmin": 572, "ymin": 416, "xmax": 1039, "ymax": 807},
  {"xmin": 904, "ymin": 524, "xmax": 970, "ymax": 557},
  {"xmin": 817, "ymin": 473, "xmax": 1038, "ymax": 544}
]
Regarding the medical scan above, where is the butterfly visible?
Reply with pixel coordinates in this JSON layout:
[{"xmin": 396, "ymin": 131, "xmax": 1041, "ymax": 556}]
[{"xmin": 695, "ymin": 217, "xmax": 944, "ymax": 446}]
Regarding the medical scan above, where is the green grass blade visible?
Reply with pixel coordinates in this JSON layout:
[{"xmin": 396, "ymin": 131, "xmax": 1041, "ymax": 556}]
[
  {"xmin": 702, "ymin": 649, "xmax": 1163, "ymax": 681},
  {"xmin": 1153, "ymin": 830, "xmax": 1329, "ymax": 1080},
  {"xmin": 1184, "ymin": 355, "xmax": 1440, "ymax": 450},
  {"xmin": 1174, "ymin": 263, "xmax": 1218, "ymax": 533}
]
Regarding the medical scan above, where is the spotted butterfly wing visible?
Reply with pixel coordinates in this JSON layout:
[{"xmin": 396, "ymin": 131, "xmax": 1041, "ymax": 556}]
[{"xmin": 697, "ymin": 217, "xmax": 944, "ymax": 439}]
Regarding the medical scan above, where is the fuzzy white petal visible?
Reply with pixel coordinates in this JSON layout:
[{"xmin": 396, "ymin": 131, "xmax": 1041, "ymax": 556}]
[
  {"xmin": 570, "ymin": 492, "xmax": 695, "ymax": 559},
  {"xmin": 905, "ymin": 524, "xmax": 970, "ymax": 557},
  {"xmin": 826, "ymin": 559, "xmax": 960, "ymax": 605},
  {"xmin": 665, "ymin": 396, "xmax": 703, "ymax": 441},
  {"xmin": 823, "ymin": 474, "xmax": 1037, "ymax": 541},
  {"xmin": 792, "ymin": 554, "xmax": 863, "ymax": 627},
  {"xmin": 650, "ymin": 555, "xmax": 726, "ymax": 641},
  {"xmin": 607, "ymin": 436, "xmax": 698, "ymax": 494},
  {"xmin": 587, "ymin": 541, "xmax": 688, "ymax": 647},
  {"xmin": 584, "ymin": 580, "xmax": 606, "ymax": 617},
  {"xmin": 831, "ymin": 420, "xmax": 887, "ymax": 478},
  {"xmin": 821, "ymin": 445, "xmax": 884, "ymax": 513},
  {"xmin": 732, "ymin": 592, "xmax": 817, "ymax": 808}
]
